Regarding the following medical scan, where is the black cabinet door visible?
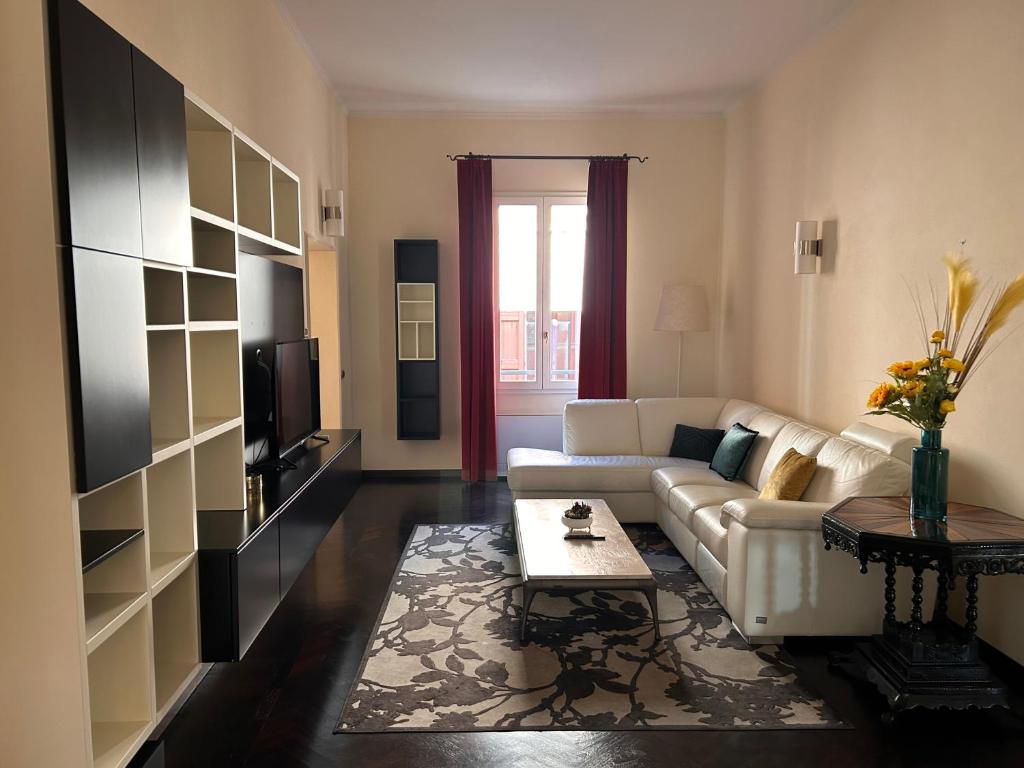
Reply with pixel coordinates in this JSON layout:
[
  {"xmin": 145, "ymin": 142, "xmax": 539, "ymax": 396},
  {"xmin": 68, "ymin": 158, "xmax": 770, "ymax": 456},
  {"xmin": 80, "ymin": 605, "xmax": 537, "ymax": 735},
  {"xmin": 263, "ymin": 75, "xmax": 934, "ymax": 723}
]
[
  {"xmin": 236, "ymin": 519, "xmax": 281, "ymax": 659},
  {"xmin": 65, "ymin": 248, "xmax": 152, "ymax": 491},
  {"xmin": 50, "ymin": 0, "xmax": 143, "ymax": 258},
  {"xmin": 132, "ymin": 47, "xmax": 192, "ymax": 267}
]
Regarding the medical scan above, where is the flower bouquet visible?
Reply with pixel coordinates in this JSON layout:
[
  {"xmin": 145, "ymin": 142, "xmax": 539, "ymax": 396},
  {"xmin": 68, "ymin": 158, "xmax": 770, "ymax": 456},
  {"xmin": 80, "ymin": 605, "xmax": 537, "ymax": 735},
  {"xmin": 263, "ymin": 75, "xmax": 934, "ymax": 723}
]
[{"xmin": 867, "ymin": 253, "xmax": 1024, "ymax": 520}]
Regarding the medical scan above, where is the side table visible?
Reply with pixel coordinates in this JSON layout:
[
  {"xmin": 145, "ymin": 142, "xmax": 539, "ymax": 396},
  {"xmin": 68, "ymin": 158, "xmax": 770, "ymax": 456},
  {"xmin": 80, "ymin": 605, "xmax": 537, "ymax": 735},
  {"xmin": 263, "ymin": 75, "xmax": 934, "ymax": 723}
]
[{"xmin": 822, "ymin": 496, "xmax": 1024, "ymax": 718}]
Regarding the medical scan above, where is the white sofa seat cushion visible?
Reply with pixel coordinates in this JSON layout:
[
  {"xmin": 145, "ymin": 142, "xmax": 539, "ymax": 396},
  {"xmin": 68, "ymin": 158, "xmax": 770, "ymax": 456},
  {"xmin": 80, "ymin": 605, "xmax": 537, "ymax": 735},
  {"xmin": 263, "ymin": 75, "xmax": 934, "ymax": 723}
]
[
  {"xmin": 635, "ymin": 397, "xmax": 726, "ymax": 456},
  {"xmin": 563, "ymin": 400, "xmax": 641, "ymax": 456},
  {"xmin": 651, "ymin": 465, "xmax": 740, "ymax": 504},
  {"xmin": 693, "ymin": 505, "xmax": 729, "ymax": 566},
  {"xmin": 802, "ymin": 437, "xmax": 910, "ymax": 503},
  {"xmin": 668, "ymin": 483, "xmax": 757, "ymax": 528},
  {"xmin": 506, "ymin": 448, "xmax": 697, "ymax": 493}
]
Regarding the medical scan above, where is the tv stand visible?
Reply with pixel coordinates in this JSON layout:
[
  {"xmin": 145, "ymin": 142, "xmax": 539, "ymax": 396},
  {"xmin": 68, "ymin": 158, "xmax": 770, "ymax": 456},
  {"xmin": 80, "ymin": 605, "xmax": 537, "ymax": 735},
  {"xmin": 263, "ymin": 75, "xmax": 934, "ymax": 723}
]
[
  {"xmin": 198, "ymin": 429, "xmax": 361, "ymax": 661},
  {"xmin": 247, "ymin": 455, "xmax": 297, "ymax": 474}
]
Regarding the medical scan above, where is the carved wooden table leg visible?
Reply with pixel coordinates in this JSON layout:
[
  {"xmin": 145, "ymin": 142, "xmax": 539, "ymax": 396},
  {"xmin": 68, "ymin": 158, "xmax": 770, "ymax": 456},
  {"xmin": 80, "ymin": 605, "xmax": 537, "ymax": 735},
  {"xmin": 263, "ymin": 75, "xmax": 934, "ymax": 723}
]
[
  {"xmin": 965, "ymin": 573, "xmax": 980, "ymax": 638},
  {"xmin": 933, "ymin": 569, "xmax": 949, "ymax": 624},
  {"xmin": 909, "ymin": 563, "xmax": 924, "ymax": 632},
  {"xmin": 883, "ymin": 559, "xmax": 896, "ymax": 628}
]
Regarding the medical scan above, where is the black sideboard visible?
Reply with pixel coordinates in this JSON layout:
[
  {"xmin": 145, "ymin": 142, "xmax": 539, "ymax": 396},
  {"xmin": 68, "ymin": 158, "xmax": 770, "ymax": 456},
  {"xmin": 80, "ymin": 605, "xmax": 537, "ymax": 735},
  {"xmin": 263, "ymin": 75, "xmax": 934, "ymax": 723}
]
[{"xmin": 198, "ymin": 429, "xmax": 361, "ymax": 661}]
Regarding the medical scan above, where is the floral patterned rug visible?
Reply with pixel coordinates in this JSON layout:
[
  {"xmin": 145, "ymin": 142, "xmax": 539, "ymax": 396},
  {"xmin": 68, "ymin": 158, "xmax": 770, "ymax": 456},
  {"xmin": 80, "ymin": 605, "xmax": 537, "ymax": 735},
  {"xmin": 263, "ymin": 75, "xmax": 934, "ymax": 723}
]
[{"xmin": 336, "ymin": 523, "xmax": 846, "ymax": 732}]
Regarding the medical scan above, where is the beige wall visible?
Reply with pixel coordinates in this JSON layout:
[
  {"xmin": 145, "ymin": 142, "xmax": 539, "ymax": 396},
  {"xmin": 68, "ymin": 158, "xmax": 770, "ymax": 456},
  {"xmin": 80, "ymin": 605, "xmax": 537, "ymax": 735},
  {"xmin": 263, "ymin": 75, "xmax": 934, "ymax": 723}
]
[
  {"xmin": 0, "ymin": 3, "xmax": 87, "ymax": 765},
  {"xmin": 348, "ymin": 115, "xmax": 724, "ymax": 470},
  {"xmin": 720, "ymin": 0, "xmax": 1024, "ymax": 662},
  {"xmin": 0, "ymin": 1, "xmax": 342, "ymax": 764}
]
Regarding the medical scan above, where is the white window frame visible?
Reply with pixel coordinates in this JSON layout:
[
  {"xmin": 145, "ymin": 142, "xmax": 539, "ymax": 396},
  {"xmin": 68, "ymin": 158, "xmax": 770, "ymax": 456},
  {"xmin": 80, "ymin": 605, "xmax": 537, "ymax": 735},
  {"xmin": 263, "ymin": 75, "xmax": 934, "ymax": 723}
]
[{"xmin": 494, "ymin": 192, "xmax": 587, "ymax": 393}]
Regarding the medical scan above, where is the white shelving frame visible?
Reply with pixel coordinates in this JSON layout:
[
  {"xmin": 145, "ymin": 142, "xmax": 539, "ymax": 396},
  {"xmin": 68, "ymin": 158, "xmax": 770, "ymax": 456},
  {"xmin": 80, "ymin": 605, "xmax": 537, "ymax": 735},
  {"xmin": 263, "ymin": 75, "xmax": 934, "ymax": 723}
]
[
  {"xmin": 66, "ymin": 90, "xmax": 303, "ymax": 768},
  {"xmin": 396, "ymin": 282, "xmax": 436, "ymax": 361}
]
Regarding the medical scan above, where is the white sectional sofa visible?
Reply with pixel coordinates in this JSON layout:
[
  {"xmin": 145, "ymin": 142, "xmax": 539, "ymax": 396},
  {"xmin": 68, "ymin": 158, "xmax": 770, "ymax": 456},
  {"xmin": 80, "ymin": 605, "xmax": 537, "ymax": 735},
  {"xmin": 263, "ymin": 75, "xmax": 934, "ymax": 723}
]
[{"xmin": 506, "ymin": 398, "xmax": 915, "ymax": 642}]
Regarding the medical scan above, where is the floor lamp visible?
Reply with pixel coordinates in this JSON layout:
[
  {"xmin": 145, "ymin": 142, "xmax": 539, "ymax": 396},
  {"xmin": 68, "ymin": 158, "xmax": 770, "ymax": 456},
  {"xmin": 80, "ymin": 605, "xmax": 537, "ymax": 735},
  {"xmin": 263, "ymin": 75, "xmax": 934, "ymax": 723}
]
[{"xmin": 654, "ymin": 284, "xmax": 709, "ymax": 396}]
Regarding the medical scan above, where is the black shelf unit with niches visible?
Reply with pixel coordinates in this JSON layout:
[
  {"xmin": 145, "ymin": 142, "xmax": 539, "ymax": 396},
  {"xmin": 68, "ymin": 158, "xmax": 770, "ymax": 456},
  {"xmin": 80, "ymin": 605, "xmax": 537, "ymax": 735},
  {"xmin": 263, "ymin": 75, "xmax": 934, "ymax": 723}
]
[{"xmin": 394, "ymin": 240, "xmax": 440, "ymax": 440}]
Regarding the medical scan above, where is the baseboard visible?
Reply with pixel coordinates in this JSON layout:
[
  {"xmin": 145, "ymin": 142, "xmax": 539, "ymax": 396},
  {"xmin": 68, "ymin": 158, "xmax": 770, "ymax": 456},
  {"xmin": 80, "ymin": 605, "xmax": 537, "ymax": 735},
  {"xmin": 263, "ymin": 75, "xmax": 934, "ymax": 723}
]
[{"xmin": 362, "ymin": 469, "xmax": 464, "ymax": 480}]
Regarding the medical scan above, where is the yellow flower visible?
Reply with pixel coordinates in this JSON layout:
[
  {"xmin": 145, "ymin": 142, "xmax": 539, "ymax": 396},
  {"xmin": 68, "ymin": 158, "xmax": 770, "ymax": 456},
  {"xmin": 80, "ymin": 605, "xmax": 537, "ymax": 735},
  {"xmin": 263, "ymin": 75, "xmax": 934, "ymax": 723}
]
[
  {"xmin": 901, "ymin": 380, "xmax": 923, "ymax": 398},
  {"xmin": 887, "ymin": 360, "xmax": 922, "ymax": 379},
  {"xmin": 938, "ymin": 348, "xmax": 954, "ymax": 358},
  {"xmin": 941, "ymin": 358, "xmax": 965, "ymax": 373},
  {"xmin": 867, "ymin": 382, "xmax": 897, "ymax": 409},
  {"xmin": 940, "ymin": 399, "xmax": 957, "ymax": 414},
  {"xmin": 931, "ymin": 330, "xmax": 946, "ymax": 343},
  {"xmin": 916, "ymin": 358, "xmax": 933, "ymax": 370}
]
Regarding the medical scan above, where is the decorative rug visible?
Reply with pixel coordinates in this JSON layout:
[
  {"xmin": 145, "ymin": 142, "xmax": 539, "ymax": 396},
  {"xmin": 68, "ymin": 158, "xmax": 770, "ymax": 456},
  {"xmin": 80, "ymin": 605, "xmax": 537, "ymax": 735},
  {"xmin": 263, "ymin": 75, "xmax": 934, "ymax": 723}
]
[{"xmin": 336, "ymin": 524, "xmax": 846, "ymax": 732}]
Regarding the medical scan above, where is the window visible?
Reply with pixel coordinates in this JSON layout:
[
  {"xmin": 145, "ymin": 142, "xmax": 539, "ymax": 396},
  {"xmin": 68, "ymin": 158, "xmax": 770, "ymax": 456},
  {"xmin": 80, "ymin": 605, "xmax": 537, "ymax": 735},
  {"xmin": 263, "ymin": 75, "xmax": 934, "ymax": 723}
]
[{"xmin": 496, "ymin": 195, "xmax": 587, "ymax": 390}]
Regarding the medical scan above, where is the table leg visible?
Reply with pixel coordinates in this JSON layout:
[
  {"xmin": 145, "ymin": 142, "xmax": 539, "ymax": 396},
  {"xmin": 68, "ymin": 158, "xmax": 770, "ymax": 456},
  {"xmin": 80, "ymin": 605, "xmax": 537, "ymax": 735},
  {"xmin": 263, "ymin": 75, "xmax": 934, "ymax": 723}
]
[
  {"xmin": 643, "ymin": 584, "xmax": 661, "ymax": 641},
  {"xmin": 520, "ymin": 584, "xmax": 537, "ymax": 642},
  {"xmin": 965, "ymin": 573, "xmax": 979, "ymax": 639},
  {"xmin": 933, "ymin": 570, "xmax": 949, "ymax": 624},
  {"xmin": 883, "ymin": 559, "xmax": 897, "ymax": 627},
  {"xmin": 910, "ymin": 564, "xmax": 924, "ymax": 632}
]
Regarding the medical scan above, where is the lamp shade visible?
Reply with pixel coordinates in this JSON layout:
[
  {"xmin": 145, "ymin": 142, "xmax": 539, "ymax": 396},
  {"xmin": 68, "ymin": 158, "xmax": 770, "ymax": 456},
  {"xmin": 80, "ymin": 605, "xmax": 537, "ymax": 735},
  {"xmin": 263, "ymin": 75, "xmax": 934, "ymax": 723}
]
[{"xmin": 654, "ymin": 284, "xmax": 709, "ymax": 332}]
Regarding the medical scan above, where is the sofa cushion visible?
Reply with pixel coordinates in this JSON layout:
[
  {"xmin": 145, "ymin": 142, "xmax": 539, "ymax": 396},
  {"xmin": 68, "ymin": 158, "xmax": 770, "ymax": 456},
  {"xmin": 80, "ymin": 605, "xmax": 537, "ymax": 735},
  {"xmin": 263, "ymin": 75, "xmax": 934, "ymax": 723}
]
[
  {"xmin": 669, "ymin": 424, "xmax": 725, "ymax": 462},
  {"xmin": 710, "ymin": 424, "xmax": 759, "ymax": 481},
  {"xmin": 693, "ymin": 505, "xmax": 729, "ymax": 566},
  {"xmin": 506, "ymin": 448, "xmax": 697, "ymax": 493},
  {"xmin": 802, "ymin": 437, "xmax": 911, "ymax": 503},
  {"xmin": 636, "ymin": 397, "xmax": 726, "ymax": 456},
  {"xmin": 715, "ymin": 399, "xmax": 764, "ymax": 432},
  {"xmin": 563, "ymin": 400, "xmax": 640, "ymax": 456},
  {"xmin": 757, "ymin": 420, "xmax": 832, "ymax": 489},
  {"xmin": 651, "ymin": 465, "xmax": 740, "ymax": 504},
  {"xmin": 740, "ymin": 412, "xmax": 790, "ymax": 488},
  {"xmin": 759, "ymin": 448, "xmax": 817, "ymax": 501},
  {"xmin": 668, "ymin": 483, "xmax": 757, "ymax": 528}
]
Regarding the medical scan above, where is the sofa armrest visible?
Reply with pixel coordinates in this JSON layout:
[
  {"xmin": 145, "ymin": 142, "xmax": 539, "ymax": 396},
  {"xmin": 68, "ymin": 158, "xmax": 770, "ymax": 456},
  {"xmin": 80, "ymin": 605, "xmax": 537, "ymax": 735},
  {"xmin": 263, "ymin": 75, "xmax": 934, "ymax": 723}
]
[{"xmin": 721, "ymin": 498, "xmax": 832, "ymax": 530}]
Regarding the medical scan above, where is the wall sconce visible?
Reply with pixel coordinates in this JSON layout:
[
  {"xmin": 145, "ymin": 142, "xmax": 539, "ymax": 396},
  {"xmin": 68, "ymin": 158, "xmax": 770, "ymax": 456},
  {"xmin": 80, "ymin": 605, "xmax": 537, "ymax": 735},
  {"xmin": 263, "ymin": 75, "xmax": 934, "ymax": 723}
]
[
  {"xmin": 794, "ymin": 220, "xmax": 822, "ymax": 275},
  {"xmin": 322, "ymin": 189, "xmax": 344, "ymax": 238}
]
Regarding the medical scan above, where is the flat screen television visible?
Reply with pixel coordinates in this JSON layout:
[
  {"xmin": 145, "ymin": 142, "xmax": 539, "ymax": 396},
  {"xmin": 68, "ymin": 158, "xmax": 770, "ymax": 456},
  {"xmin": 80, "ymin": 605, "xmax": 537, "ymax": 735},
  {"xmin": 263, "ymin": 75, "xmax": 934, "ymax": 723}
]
[{"xmin": 274, "ymin": 338, "xmax": 321, "ymax": 457}]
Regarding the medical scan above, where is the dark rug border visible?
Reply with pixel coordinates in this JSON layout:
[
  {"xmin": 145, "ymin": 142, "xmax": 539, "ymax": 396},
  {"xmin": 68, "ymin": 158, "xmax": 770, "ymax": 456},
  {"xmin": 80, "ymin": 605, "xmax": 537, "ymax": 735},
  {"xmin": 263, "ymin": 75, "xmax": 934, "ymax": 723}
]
[{"xmin": 335, "ymin": 523, "xmax": 853, "ymax": 734}]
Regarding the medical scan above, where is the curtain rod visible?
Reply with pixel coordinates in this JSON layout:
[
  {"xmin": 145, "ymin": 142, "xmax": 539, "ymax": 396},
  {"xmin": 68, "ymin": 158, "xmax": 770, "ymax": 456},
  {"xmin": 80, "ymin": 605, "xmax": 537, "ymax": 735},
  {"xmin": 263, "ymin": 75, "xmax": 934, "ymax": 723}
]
[{"xmin": 446, "ymin": 152, "xmax": 648, "ymax": 163}]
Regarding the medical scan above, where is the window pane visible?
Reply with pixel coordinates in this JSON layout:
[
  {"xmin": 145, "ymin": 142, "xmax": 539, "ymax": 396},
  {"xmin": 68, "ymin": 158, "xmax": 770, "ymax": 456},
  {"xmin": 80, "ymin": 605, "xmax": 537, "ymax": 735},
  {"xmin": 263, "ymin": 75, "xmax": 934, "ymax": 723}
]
[
  {"xmin": 548, "ymin": 204, "xmax": 586, "ymax": 384},
  {"xmin": 497, "ymin": 204, "xmax": 537, "ymax": 383}
]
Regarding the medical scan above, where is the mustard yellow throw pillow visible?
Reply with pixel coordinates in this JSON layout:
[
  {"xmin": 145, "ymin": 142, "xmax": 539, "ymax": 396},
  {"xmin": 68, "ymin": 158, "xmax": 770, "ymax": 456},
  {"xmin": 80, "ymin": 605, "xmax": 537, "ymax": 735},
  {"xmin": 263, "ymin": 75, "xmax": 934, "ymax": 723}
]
[{"xmin": 759, "ymin": 448, "xmax": 817, "ymax": 501}]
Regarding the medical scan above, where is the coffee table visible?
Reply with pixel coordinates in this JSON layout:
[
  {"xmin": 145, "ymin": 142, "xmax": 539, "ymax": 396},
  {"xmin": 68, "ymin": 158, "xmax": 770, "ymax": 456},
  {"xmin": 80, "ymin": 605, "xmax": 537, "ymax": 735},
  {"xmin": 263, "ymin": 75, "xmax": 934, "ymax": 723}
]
[{"xmin": 513, "ymin": 498, "xmax": 660, "ymax": 642}]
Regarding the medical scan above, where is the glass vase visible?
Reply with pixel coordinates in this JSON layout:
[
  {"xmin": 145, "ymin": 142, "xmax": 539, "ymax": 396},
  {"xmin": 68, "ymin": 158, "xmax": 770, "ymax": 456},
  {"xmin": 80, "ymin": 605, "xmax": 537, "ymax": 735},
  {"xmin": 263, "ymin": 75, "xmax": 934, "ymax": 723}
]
[{"xmin": 910, "ymin": 429, "xmax": 949, "ymax": 522}]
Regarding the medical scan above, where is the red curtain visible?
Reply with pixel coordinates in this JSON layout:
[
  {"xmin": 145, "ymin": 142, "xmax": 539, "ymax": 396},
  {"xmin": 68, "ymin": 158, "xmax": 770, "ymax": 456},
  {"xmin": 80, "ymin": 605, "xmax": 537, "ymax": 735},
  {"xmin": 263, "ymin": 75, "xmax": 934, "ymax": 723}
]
[
  {"xmin": 578, "ymin": 159, "xmax": 628, "ymax": 399},
  {"xmin": 457, "ymin": 158, "xmax": 497, "ymax": 481}
]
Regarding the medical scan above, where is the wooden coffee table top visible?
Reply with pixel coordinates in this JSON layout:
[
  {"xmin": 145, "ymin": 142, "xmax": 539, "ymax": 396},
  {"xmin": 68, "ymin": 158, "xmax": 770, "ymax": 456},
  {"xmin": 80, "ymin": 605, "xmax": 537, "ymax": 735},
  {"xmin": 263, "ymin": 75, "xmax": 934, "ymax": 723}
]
[{"xmin": 513, "ymin": 498, "xmax": 653, "ymax": 583}]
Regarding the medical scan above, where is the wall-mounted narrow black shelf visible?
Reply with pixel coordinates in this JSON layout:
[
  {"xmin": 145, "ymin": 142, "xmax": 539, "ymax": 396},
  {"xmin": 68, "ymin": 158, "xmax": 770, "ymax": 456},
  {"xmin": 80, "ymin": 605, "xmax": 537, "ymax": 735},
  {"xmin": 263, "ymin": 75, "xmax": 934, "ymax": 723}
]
[
  {"xmin": 395, "ymin": 240, "xmax": 440, "ymax": 440},
  {"xmin": 81, "ymin": 528, "xmax": 144, "ymax": 573}
]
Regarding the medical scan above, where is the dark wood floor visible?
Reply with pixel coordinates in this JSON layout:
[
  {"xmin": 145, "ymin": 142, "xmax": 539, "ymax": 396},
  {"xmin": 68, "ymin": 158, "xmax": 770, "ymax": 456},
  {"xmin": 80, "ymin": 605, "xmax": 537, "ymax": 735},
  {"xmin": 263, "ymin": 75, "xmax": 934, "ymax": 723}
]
[{"xmin": 161, "ymin": 478, "xmax": 1024, "ymax": 767}]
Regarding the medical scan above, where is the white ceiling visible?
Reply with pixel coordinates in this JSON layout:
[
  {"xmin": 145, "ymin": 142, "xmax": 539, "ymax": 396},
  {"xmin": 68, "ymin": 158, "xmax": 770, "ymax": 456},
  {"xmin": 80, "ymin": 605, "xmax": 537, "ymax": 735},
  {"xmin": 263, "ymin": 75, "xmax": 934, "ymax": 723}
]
[{"xmin": 278, "ymin": 0, "xmax": 853, "ymax": 114}]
